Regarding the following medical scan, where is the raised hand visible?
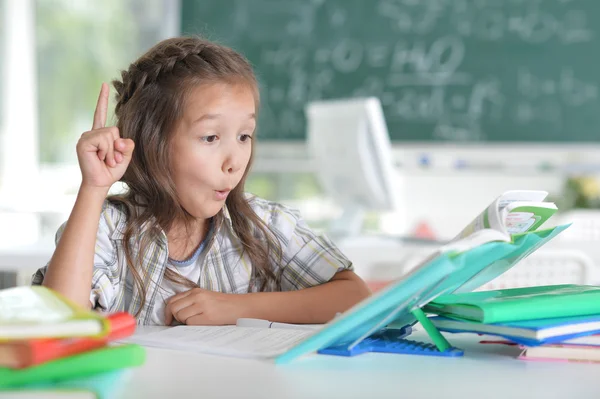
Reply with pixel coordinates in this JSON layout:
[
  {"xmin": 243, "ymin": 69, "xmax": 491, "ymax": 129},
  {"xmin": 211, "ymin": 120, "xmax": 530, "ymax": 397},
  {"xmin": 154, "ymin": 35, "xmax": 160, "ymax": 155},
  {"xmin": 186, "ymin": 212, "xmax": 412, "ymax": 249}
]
[{"xmin": 76, "ymin": 83, "xmax": 135, "ymax": 190}]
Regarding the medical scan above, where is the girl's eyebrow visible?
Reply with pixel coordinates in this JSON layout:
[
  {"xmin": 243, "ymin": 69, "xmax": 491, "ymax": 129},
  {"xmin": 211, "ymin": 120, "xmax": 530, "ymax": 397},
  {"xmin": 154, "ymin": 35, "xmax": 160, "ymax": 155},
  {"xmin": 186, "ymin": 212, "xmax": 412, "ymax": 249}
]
[
  {"xmin": 192, "ymin": 113, "xmax": 221, "ymax": 124},
  {"xmin": 193, "ymin": 113, "xmax": 256, "ymax": 124}
]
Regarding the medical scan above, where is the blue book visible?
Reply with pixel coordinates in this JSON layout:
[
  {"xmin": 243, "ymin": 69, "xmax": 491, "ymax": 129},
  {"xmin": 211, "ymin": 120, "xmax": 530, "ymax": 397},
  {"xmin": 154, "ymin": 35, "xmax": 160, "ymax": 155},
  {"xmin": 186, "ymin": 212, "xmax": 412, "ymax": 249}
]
[{"xmin": 428, "ymin": 314, "xmax": 600, "ymax": 347}]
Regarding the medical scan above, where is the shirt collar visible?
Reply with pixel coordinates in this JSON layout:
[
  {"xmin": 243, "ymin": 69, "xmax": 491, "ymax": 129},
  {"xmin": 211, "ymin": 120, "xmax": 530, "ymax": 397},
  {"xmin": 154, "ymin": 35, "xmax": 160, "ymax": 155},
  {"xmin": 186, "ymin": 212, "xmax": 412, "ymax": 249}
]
[{"xmin": 218, "ymin": 203, "xmax": 238, "ymax": 239}]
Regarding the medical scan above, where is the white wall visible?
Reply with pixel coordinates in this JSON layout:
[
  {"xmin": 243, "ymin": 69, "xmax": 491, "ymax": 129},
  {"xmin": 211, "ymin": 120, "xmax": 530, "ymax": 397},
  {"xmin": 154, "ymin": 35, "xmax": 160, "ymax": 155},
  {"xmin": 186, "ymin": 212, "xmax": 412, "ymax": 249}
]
[
  {"xmin": 398, "ymin": 172, "xmax": 562, "ymax": 239},
  {"xmin": 255, "ymin": 141, "xmax": 600, "ymax": 240}
]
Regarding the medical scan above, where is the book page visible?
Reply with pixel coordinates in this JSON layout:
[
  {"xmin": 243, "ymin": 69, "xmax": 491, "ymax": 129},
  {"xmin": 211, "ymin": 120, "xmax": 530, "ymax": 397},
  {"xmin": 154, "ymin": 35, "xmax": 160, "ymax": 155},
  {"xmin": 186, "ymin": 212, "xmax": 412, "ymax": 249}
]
[
  {"xmin": 452, "ymin": 190, "xmax": 549, "ymax": 241},
  {"xmin": 452, "ymin": 200, "xmax": 502, "ymax": 242},
  {"xmin": 129, "ymin": 326, "xmax": 315, "ymax": 359},
  {"xmin": 501, "ymin": 202, "xmax": 557, "ymax": 234},
  {"xmin": 504, "ymin": 211, "xmax": 537, "ymax": 234}
]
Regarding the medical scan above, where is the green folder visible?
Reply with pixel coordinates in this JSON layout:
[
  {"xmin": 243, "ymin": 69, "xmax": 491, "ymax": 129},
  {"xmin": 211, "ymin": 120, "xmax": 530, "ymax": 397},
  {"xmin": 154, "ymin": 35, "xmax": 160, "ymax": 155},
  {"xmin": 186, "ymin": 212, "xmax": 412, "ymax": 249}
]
[
  {"xmin": 424, "ymin": 284, "xmax": 600, "ymax": 323},
  {"xmin": 0, "ymin": 344, "xmax": 145, "ymax": 389}
]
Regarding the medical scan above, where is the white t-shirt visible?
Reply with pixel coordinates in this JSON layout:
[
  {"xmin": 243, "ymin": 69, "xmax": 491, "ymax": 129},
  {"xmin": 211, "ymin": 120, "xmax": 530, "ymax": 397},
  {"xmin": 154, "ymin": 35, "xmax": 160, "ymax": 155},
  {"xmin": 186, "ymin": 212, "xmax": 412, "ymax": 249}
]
[{"xmin": 151, "ymin": 230, "xmax": 211, "ymax": 325}]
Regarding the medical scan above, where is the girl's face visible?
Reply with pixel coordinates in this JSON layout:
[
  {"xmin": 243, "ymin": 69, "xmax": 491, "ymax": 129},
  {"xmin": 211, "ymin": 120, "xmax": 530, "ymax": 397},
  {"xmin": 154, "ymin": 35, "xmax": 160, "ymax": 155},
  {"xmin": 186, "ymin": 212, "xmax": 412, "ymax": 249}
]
[{"xmin": 170, "ymin": 83, "xmax": 256, "ymax": 219}]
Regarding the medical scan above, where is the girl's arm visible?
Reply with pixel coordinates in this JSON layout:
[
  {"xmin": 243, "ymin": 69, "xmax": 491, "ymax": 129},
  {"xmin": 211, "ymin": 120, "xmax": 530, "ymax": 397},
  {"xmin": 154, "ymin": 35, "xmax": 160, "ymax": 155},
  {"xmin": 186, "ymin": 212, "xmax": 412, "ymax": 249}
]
[
  {"xmin": 41, "ymin": 186, "xmax": 108, "ymax": 308},
  {"xmin": 165, "ymin": 270, "xmax": 371, "ymax": 325},
  {"xmin": 240, "ymin": 270, "xmax": 371, "ymax": 324},
  {"xmin": 42, "ymin": 83, "xmax": 134, "ymax": 309}
]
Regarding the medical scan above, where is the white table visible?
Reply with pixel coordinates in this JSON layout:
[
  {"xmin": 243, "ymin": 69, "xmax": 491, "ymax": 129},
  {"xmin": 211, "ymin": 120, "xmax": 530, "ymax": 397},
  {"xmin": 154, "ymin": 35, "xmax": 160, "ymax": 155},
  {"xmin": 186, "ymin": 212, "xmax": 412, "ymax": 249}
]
[{"xmin": 117, "ymin": 327, "xmax": 600, "ymax": 399}]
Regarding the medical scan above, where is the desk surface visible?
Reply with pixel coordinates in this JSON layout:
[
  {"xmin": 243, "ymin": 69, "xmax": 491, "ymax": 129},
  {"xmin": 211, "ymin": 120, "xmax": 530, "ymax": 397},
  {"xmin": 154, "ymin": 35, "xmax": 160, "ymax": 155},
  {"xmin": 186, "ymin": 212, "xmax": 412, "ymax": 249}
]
[{"xmin": 118, "ymin": 327, "xmax": 600, "ymax": 399}]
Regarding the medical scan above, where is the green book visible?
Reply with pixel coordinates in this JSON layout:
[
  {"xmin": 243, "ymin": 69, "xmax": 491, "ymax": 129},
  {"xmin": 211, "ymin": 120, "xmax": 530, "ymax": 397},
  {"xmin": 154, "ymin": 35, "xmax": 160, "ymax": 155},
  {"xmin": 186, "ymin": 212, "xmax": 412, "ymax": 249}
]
[
  {"xmin": 424, "ymin": 284, "xmax": 600, "ymax": 323},
  {"xmin": 0, "ymin": 344, "xmax": 145, "ymax": 389}
]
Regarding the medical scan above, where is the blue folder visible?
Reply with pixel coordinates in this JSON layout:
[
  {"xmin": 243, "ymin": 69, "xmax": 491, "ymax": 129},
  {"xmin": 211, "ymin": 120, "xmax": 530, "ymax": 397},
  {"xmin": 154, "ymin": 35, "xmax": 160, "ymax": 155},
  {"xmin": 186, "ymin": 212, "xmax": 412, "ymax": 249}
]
[{"xmin": 274, "ymin": 224, "xmax": 570, "ymax": 364}]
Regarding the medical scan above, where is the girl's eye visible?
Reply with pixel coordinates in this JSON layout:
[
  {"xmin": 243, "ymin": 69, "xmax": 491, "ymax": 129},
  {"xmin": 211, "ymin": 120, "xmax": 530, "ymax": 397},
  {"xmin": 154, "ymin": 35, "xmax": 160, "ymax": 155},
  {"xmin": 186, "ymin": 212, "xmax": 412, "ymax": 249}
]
[
  {"xmin": 238, "ymin": 134, "xmax": 253, "ymax": 142},
  {"xmin": 201, "ymin": 135, "xmax": 218, "ymax": 143}
]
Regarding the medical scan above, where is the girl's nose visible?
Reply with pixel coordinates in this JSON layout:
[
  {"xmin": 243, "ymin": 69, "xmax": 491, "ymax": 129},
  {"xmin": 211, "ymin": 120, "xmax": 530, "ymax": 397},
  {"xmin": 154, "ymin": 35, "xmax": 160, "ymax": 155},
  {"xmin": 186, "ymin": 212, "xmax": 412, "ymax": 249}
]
[{"xmin": 222, "ymin": 154, "xmax": 239, "ymax": 174}]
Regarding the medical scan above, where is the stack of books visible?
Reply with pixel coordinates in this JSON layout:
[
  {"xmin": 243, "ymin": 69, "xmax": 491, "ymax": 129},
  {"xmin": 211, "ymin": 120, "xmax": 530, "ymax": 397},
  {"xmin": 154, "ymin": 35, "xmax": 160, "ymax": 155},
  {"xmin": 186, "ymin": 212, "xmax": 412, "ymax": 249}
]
[
  {"xmin": 0, "ymin": 286, "xmax": 145, "ymax": 398},
  {"xmin": 423, "ymin": 284, "xmax": 600, "ymax": 363}
]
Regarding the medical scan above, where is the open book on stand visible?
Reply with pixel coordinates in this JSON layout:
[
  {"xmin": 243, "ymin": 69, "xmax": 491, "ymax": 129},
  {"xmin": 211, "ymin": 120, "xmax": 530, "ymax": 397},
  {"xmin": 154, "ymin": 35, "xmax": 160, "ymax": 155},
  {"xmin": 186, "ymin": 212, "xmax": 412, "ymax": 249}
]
[
  {"xmin": 131, "ymin": 190, "xmax": 569, "ymax": 364},
  {"xmin": 447, "ymin": 190, "xmax": 557, "ymax": 253}
]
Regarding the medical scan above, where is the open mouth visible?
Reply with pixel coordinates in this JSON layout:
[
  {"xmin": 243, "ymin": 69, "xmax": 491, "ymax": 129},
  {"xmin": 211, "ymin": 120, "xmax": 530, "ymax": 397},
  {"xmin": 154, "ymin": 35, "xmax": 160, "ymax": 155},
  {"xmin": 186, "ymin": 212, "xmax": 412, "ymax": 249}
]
[{"xmin": 214, "ymin": 189, "xmax": 231, "ymax": 200}]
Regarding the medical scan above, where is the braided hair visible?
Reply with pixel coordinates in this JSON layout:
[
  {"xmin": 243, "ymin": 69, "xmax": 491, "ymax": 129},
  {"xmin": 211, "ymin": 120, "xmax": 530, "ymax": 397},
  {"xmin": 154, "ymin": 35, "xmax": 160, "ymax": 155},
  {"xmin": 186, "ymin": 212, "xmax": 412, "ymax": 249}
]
[
  {"xmin": 112, "ymin": 38, "xmax": 257, "ymax": 115},
  {"xmin": 106, "ymin": 37, "xmax": 281, "ymax": 318}
]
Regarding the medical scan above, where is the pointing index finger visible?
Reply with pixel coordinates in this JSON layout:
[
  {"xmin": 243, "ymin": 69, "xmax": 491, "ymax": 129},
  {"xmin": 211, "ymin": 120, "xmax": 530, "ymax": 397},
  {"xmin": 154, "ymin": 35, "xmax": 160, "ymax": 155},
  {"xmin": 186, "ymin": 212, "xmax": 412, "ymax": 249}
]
[{"xmin": 92, "ymin": 83, "xmax": 109, "ymax": 130}]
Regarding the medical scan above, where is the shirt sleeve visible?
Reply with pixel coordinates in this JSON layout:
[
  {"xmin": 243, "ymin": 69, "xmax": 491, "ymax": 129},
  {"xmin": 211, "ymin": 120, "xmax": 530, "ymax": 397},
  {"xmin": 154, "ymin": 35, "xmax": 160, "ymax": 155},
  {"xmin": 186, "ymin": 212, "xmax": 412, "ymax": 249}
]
[
  {"xmin": 267, "ymin": 203, "xmax": 353, "ymax": 291},
  {"xmin": 31, "ymin": 202, "xmax": 122, "ymax": 311}
]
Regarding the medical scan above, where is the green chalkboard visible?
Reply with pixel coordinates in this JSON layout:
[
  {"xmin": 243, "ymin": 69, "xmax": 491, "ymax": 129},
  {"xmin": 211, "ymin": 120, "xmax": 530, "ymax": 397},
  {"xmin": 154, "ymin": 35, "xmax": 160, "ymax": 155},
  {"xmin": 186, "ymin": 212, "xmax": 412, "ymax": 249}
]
[{"xmin": 181, "ymin": 0, "xmax": 600, "ymax": 142}]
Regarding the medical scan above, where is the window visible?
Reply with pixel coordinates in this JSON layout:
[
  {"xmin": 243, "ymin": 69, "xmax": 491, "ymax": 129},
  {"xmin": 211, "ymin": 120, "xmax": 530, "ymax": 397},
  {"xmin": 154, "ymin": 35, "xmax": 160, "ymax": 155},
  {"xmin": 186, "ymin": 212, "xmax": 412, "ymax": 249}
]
[
  {"xmin": 0, "ymin": 0, "xmax": 179, "ymax": 246},
  {"xmin": 35, "ymin": 0, "xmax": 177, "ymax": 164}
]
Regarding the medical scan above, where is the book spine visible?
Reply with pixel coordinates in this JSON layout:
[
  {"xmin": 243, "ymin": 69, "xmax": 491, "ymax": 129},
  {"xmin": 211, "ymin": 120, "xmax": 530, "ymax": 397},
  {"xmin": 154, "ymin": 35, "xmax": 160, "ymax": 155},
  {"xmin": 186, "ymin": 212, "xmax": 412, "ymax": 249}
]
[
  {"xmin": 1, "ymin": 344, "xmax": 146, "ymax": 388},
  {"xmin": 26, "ymin": 312, "xmax": 135, "ymax": 368}
]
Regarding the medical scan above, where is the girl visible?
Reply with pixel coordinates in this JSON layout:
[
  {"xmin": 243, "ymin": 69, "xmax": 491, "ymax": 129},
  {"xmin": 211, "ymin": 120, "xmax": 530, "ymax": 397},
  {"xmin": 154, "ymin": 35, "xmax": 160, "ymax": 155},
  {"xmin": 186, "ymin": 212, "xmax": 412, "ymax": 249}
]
[{"xmin": 33, "ymin": 37, "xmax": 370, "ymax": 326}]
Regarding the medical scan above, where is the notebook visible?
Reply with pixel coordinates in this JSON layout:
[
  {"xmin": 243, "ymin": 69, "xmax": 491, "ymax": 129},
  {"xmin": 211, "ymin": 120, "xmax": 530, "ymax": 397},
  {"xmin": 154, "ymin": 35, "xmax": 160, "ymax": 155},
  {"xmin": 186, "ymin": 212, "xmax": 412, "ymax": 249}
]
[
  {"xmin": 424, "ymin": 285, "xmax": 600, "ymax": 323},
  {"xmin": 130, "ymin": 325, "xmax": 315, "ymax": 359},
  {"xmin": 428, "ymin": 314, "xmax": 600, "ymax": 346}
]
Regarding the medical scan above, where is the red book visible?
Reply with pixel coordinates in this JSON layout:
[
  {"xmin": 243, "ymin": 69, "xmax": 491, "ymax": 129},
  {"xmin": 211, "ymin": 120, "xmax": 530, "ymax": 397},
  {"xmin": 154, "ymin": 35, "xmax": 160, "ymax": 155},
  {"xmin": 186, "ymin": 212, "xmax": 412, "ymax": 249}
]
[{"xmin": 0, "ymin": 312, "xmax": 136, "ymax": 369}]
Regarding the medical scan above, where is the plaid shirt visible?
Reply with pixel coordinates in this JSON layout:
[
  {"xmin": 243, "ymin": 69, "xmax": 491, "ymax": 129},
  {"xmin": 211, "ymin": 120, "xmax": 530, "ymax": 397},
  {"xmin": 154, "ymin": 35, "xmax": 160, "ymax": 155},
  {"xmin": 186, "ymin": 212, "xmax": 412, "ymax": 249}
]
[{"xmin": 32, "ymin": 195, "xmax": 352, "ymax": 325}]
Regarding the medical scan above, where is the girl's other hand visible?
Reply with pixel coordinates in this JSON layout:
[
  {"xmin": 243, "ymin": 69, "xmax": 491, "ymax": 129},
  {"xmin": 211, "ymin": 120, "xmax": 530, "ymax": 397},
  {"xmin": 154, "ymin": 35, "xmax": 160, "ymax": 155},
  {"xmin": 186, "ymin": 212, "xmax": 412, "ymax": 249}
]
[
  {"xmin": 76, "ymin": 83, "xmax": 135, "ymax": 190},
  {"xmin": 164, "ymin": 288, "xmax": 245, "ymax": 326}
]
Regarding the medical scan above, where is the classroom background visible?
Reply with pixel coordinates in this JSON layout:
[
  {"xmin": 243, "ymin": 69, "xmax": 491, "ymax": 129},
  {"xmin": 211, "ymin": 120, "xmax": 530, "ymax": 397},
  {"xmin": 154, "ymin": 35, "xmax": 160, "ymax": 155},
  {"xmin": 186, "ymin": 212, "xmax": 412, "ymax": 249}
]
[{"xmin": 1, "ymin": 0, "xmax": 600, "ymax": 290}]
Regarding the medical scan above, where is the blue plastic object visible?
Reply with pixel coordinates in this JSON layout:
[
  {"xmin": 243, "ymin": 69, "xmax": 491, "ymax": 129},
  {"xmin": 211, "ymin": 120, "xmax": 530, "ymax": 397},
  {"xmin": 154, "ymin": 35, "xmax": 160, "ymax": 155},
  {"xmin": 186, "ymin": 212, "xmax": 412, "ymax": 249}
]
[{"xmin": 317, "ymin": 327, "xmax": 464, "ymax": 357}]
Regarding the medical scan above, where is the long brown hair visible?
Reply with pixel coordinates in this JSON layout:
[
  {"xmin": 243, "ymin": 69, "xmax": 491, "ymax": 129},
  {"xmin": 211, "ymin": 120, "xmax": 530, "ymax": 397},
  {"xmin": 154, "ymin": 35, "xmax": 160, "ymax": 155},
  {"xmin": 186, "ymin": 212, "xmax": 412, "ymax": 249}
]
[{"xmin": 108, "ymin": 37, "xmax": 281, "ymax": 317}]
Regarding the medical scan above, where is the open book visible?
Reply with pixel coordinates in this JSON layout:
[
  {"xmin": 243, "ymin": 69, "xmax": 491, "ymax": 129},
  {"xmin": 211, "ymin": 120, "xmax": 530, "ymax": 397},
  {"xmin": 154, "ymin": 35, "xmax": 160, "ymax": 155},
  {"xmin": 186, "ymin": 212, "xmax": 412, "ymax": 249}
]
[
  {"xmin": 129, "ymin": 323, "xmax": 320, "ymax": 359},
  {"xmin": 129, "ymin": 190, "xmax": 569, "ymax": 363},
  {"xmin": 446, "ymin": 190, "xmax": 557, "ymax": 253}
]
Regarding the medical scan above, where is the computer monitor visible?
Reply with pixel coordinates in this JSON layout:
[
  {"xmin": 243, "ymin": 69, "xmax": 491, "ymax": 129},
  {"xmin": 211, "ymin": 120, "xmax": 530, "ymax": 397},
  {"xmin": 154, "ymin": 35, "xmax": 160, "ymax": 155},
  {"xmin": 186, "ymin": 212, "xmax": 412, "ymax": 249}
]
[{"xmin": 305, "ymin": 97, "xmax": 402, "ymax": 237}]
